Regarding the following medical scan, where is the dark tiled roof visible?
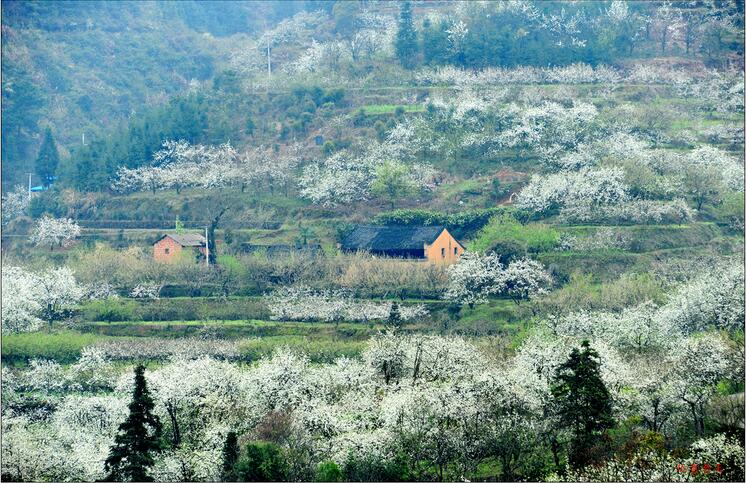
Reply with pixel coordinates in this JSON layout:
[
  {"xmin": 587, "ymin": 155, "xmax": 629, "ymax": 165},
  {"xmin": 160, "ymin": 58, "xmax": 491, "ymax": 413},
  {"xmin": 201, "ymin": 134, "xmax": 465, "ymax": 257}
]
[
  {"xmin": 341, "ymin": 225, "xmax": 447, "ymax": 251},
  {"xmin": 160, "ymin": 233, "xmax": 206, "ymax": 247}
]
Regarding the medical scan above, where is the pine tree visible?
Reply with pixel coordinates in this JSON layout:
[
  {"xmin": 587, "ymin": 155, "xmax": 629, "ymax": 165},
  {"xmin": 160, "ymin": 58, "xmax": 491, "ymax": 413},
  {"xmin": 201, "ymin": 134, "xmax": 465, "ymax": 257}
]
[
  {"xmin": 550, "ymin": 340, "xmax": 614, "ymax": 470},
  {"xmin": 35, "ymin": 127, "xmax": 60, "ymax": 187},
  {"xmin": 105, "ymin": 364, "xmax": 163, "ymax": 482},
  {"xmin": 221, "ymin": 431, "xmax": 240, "ymax": 482},
  {"xmin": 395, "ymin": 1, "xmax": 418, "ymax": 69}
]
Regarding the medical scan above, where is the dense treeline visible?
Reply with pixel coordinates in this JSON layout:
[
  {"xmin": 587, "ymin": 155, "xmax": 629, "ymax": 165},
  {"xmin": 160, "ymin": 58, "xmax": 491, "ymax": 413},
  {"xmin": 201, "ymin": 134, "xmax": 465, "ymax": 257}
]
[
  {"xmin": 400, "ymin": 0, "xmax": 745, "ymax": 69},
  {"xmin": 64, "ymin": 84, "xmax": 346, "ymax": 192}
]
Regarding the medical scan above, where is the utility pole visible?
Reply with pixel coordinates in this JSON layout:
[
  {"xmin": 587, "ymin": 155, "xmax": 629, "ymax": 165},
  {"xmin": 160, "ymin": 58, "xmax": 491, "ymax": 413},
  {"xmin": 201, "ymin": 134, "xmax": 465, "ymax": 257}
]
[{"xmin": 204, "ymin": 226, "xmax": 210, "ymax": 267}]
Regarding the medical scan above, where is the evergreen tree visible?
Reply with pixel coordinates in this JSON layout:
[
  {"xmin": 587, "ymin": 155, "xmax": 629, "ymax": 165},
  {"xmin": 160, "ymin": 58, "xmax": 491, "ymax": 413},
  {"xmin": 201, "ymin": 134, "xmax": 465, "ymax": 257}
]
[
  {"xmin": 387, "ymin": 302, "xmax": 402, "ymax": 331},
  {"xmin": 550, "ymin": 340, "xmax": 614, "ymax": 470},
  {"xmin": 105, "ymin": 364, "xmax": 163, "ymax": 482},
  {"xmin": 234, "ymin": 441, "xmax": 288, "ymax": 482},
  {"xmin": 35, "ymin": 127, "xmax": 60, "ymax": 187},
  {"xmin": 395, "ymin": 1, "xmax": 418, "ymax": 69},
  {"xmin": 221, "ymin": 431, "xmax": 240, "ymax": 482},
  {"xmin": 421, "ymin": 18, "xmax": 451, "ymax": 66}
]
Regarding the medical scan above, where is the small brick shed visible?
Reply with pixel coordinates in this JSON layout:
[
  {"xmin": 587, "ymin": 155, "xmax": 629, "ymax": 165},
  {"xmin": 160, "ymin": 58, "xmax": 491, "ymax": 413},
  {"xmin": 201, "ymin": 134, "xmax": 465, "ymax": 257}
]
[{"xmin": 153, "ymin": 233, "xmax": 207, "ymax": 263}]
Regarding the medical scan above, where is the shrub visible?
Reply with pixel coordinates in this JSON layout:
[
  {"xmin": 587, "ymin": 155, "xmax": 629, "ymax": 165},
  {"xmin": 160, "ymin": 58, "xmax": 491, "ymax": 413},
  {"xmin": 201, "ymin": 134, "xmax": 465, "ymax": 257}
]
[
  {"xmin": 341, "ymin": 452, "xmax": 410, "ymax": 482},
  {"xmin": 373, "ymin": 207, "xmax": 509, "ymax": 238},
  {"xmin": 714, "ymin": 192, "xmax": 745, "ymax": 232},
  {"xmin": 315, "ymin": 461, "xmax": 343, "ymax": 482},
  {"xmin": 235, "ymin": 441, "xmax": 288, "ymax": 482},
  {"xmin": 470, "ymin": 214, "xmax": 559, "ymax": 254}
]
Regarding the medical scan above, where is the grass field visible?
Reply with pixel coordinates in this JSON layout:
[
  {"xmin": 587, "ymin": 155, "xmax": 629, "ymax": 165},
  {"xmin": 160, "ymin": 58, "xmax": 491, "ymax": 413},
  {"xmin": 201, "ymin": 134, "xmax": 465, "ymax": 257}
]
[
  {"xmin": 360, "ymin": 104, "xmax": 426, "ymax": 115},
  {"xmin": 1, "ymin": 321, "xmax": 376, "ymax": 366}
]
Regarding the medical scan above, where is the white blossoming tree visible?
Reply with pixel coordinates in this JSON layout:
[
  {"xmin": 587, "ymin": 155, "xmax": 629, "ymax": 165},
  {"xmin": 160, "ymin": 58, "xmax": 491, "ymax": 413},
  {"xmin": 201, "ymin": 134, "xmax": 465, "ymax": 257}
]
[
  {"xmin": 444, "ymin": 253, "xmax": 552, "ymax": 308},
  {"xmin": 30, "ymin": 216, "xmax": 81, "ymax": 250},
  {"xmin": 1, "ymin": 266, "xmax": 43, "ymax": 334}
]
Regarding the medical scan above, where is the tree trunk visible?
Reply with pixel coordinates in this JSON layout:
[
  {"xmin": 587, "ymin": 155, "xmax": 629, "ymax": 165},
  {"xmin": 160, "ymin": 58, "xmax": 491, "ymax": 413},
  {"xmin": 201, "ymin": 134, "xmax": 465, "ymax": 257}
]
[
  {"xmin": 208, "ymin": 207, "xmax": 228, "ymax": 266},
  {"xmin": 551, "ymin": 436, "xmax": 563, "ymax": 476},
  {"xmin": 167, "ymin": 404, "xmax": 181, "ymax": 448}
]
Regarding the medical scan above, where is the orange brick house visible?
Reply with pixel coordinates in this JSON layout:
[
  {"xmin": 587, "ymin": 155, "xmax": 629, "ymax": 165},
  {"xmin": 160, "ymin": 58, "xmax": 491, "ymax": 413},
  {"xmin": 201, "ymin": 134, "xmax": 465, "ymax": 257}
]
[
  {"xmin": 153, "ymin": 233, "xmax": 207, "ymax": 263},
  {"xmin": 340, "ymin": 225, "xmax": 464, "ymax": 264}
]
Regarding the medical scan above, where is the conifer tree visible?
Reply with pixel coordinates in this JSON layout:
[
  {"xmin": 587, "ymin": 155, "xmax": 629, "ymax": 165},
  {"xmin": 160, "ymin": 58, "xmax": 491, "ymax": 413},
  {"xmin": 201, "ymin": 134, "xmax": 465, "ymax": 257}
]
[
  {"xmin": 395, "ymin": 1, "xmax": 418, "ymax": 69},
  {"xmin": 221, "ymin": 431, "xmax": 240, "ymax": 482},
  {"xmin": 35, "ymin": 127, "xmax": 60, "ymax": 187},
  {"xmin": 105, "ymin": 364, "xmax": 163, "ymax": 482},
  {"xmin": 387, "ymin": 302, "xmax": 403, "ymax": 331},
  {"xmin": 550, "ymin": 340, "xmax": 614, "ymax": 470}
]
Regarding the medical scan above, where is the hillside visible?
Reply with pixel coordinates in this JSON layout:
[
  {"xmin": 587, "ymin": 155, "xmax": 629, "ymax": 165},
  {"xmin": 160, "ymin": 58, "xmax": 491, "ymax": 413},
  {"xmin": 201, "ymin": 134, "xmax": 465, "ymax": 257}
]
[
  {"xmin": 1, "ymin": 2, "xmax": 745, "ymax": 482},
  {"xmin": 1, "ymin": 0, "xmax": 327, "ymax": 187}
]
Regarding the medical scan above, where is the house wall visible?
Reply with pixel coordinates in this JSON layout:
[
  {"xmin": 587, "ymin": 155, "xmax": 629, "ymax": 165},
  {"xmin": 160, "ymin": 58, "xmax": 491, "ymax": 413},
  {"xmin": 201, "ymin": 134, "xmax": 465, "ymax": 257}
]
[
  {"xmin": 153, "ymin": 236, "xmax": 207, "ymax": 263},
  {"xmin": 424, "ymin": 229, "xmax": 464, "ymax": 264},
  {"xmin": 153, "ymin": 237, "xmax": 183, "ymax": 263}
]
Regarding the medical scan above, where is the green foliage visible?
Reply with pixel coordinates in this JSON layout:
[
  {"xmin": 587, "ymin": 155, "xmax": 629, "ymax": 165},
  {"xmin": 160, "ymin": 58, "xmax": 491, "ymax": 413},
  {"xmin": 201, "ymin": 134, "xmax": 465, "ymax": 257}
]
[
  {"xmin": 386, "ymin": 302, "xmax": 403, "ymax": 331},
  {"xmin": 81, "ymin": 298, "xmax": 138, "ymax": 323},
  {"xmin": 361, "ymin": 104, "xmax": 424, "ymax": 115},
  {"xmin": 470, "ymin": 214, "xmax": 560, "ymax": 255},
  {"xmin": 222, "ymin": 431, "xmax": 240, "ymax": 482},
  {"xmin": 239, "ymin": 337, "xmax": 367, "ymax": 364},
  {"xmin": 35, "ymin": 127, "xmax": 60, "ymax": 187},
  {"xmin": 419, "ymin": 2, "xmax": 619, "ymax": 69},
  {"xmin": 551, "ymin": 340, "xmax": 614, "ymax": 470},
  {"xmin": 105, "ymin": 364, "xmax": 163, "ymax": 482},
  {"xmin": 28, "ymin": 187, "xmax": 66, "ymax": 218},
  {"xmin": 371, "ymin": 161, "xmax": 416, "ymax": 207},
  {"xmin": 235, "ymin": 441, "xmax": 288, "ymax": 482},
  {"xmin": 373, "ymin": 207, "xmax": 508, "ymax": 238},
  {"xmin": 1, "ymin": 331, "xmax": 102, "ymax": 366},
  {"xmin": 341, "ymin": 451, "xmax": 411, "ymax": 482},
  {"xmin": 713, "ymin": 192, "xmax": 745, "ymax": 232},
  {"xmin": 536, "ymin": 272, "xmax": 666, "ymax": 316},
  {"xmin": 332, "ymin": 1, "xmax": 360, "ymax": 37},
  {"xmin": 315, "ymin": 460, "xmax": 343, "ymax": 482},
  {"xmin": 395, "ymin": 1, "xmax": 418, "ymax": 69}
]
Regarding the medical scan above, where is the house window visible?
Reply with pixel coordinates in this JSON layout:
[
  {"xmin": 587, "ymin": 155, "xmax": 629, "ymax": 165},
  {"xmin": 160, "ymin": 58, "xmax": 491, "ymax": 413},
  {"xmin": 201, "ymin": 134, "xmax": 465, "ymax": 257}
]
[
  {"xmin": 441, "ymin": 247, "xmax": 445, "ymax": 258},
  {"xmin": 454, "ymin": 247, "xmax": 458, "ymax": 255},
  {"xmin": 164, "ymin": 248, "xmax": 170, "ymax": 255}
]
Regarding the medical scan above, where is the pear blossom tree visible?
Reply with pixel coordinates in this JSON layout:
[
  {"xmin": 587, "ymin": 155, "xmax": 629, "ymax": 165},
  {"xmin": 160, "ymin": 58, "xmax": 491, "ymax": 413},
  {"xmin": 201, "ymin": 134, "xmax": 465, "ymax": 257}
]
[
  {"xmin": 672, "ymin": 335, "xmax": 732, "ymax": 437},
  {"xmin": 1, "ymin": 185, "xmax": 31, "ymax": 226},
  {"xmin": 443, "ymin": 252, "xmax": 504, "ymax": 308},
  {"xmin": 299, "ymin": 145, "xmax": 435, "ymax": 207},
  {"xmin": 30, "ymin": 216, "xmax": 81, "ymax": 250},
  {"xmin": 36, "ymin": 266, "xmax": 86, "ymax": 330},
  {"xmin": 502, "ymin": 258, "xmax": 553, "ymax": 305},
  {"xmin": 444, "ymin": 253, "xmax": 552, "ymax": 308},
  {"xmin": 129, "ymin": 281, "xmax": 164, "ymax": 300},
  {"xmin": 2, "ymin": 265, "xmax": 102, "ymax": 333},
  {"xmin": 266, "ymin": 286, "xmax": 428, "ymax": 323},
  {"xmin": 112, "ymin": 141, "xmax": 241, "ymax": 194},
  {"xmin": 1, "ymin": 266, "xmax": 43, "ymax": 334}
]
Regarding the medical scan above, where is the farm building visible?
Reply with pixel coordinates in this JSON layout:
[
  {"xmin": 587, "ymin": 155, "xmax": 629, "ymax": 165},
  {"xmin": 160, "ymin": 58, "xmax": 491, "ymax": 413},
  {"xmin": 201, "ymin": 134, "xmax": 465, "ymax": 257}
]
[
  {"xmin": 153, "ymin": 233, "xmax": 207, "ymax": 263},
  {"xmin": 340, "ymin": 225, "xmax": 464, "ymax": 263}
]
